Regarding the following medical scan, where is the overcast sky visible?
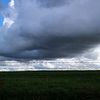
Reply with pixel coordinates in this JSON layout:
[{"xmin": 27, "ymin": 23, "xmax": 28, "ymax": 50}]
[{"xmin": 0, "ymin": 0, "xmax": 100, "ymax": 71}]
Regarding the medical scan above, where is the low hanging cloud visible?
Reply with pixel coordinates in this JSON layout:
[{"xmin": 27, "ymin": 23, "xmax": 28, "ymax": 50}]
[{"xmin": 0, "ymin": 0, "xmax": 100, "ymax": 60}]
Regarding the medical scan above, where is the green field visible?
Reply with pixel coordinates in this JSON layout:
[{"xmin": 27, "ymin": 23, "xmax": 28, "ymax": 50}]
[{"xmin": 0, "ymin": 71, "xmax": 100, "ymax": 100}]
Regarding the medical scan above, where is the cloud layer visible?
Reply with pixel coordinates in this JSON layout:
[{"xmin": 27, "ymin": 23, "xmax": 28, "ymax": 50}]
[{"xmin": 0, "ymin": 0, "xmax": 100, "ymax": 60}]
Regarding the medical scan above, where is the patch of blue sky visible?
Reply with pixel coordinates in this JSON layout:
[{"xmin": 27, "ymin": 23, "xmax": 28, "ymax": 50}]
[
  {"xmin": 1, "ymin": 0, "xmax": 10, "ymax": 6},
  {"xmin": 0, "ymin": 0, "xmax": 10, "ymax": 27}
]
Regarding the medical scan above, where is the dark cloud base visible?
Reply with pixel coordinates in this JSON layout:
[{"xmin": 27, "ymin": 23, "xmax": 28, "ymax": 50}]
[{"xmin": 0, "ymin": 0, "xmax": 100, "ymax": 60}]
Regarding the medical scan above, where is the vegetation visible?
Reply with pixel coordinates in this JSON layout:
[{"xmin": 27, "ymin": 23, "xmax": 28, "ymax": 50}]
[{"xmin": 0, "ymin": 71, "xmax": 100, "ymax": 100}]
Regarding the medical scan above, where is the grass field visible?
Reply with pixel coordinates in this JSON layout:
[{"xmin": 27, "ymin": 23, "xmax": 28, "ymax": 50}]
[{"xmin": 0, "ymin": 71, "xmax": 100, "ymax": 100}]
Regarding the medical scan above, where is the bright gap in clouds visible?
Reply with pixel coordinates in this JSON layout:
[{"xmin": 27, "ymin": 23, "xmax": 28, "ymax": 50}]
[
  {"xmin": 0, "ymin": 0, "xmax": 9, "ymax": 27},
  {"xmin": 0, "ymin": 0, "xmax": 14, "ymax": 28}
]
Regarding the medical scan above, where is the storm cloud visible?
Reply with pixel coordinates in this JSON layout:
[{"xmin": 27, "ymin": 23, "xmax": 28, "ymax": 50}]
[{"xmin": 0, "ymin": 0, "xmax": 100, "ymax": 60}]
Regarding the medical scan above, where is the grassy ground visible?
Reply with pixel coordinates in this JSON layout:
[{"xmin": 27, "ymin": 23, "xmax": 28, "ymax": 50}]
[{"xmin": 0, "ymin": 71, "xmax": 100, "ymax": 100}]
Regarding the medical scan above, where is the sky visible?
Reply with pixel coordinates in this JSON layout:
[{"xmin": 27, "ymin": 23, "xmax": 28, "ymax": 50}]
[
  {"xmin": 0, "ymin": 16, "xmax": 3, "ymax": 27},
  {"xmin": 1, "ymin": 0, "xmax": 10, "ymax": 5},
  {"xmin": 0, "ymin": 0, "xmax": 10, "ymax": 27},
  {"xmin": 0, "ymin": 0, "xmax": 100, "ymax": 71}
]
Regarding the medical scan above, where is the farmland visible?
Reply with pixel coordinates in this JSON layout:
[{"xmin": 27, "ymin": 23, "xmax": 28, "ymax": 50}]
[{"xmin": 0, "ymin": 71, "xmax": 100, "ymax": 100}]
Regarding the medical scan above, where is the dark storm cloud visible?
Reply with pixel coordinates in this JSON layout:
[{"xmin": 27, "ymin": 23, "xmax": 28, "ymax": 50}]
[
  {"xmin": 0, "ymin": 0, "xmax": 100, "ymax": 60},
  {"xmin": 38, "ymin": 0, "xmax": 67, "ymax": 7}
]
